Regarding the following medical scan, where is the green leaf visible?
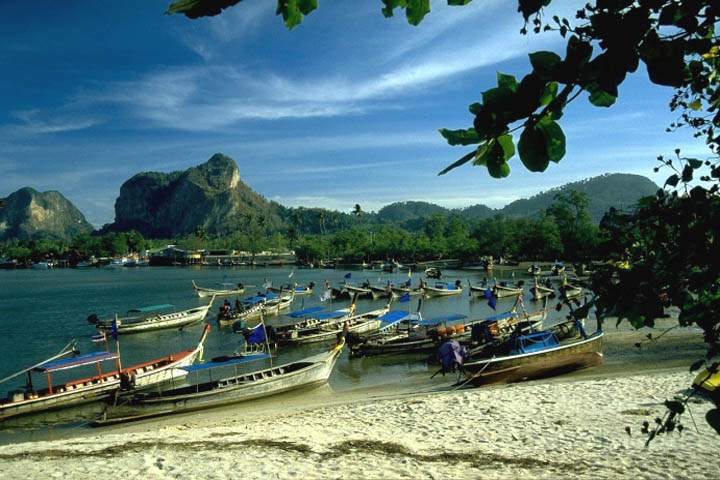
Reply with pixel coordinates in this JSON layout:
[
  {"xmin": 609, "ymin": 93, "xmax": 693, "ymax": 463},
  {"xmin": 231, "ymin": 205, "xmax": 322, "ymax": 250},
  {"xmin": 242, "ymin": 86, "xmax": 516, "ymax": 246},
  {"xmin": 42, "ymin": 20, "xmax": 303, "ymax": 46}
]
[
  {"xmin": 496, "ymin": 133, "xmax": 515, "ymax": 161},
  {"xmin": 687, "ymin": 158, "xmax": 703, "ymax": 169},
  {"xmin": 539, "ymin": 81, "xmax": 558, "ymax": 106},
  {"xmin": 448, "ymin": 0, "xmax": 472, "ymax": 5},
  {"xmin": 278, "ymin": 0, "xmax": 304, "ymax": 29},
  {"xmin": 689, "ymin": 99, "xmax": 702, "ymax": 111},
  {"xmin": 439, "ymin": 128, "xmax": 481, "ymax": 146},
  {"xmin": 437, "ymin": 147, "xmax": 482, "ymax": 176},
  {"xmin": 167, "ymin": 0, "xmax": 243, "ymax": 18},
  {"xmin": 298, "ymin": 0, "xmax": 318, "ymax": 15},
  {"xmin": 681, "ymin": 164, "xmax": 693, "ymax": 182},
  {"xmin": 707, "ymin": 409, "xmax": 720, "ymax": 435},
  {"xmin": 586, "ymin": 83, "xmax": 617, "ymax": 107},
  {"xmin": 518, "ymin": 125, "xmax": 550, "ymax": 172},
  {"xmin": 690, "ymin": 359, "xmax": 705, "ymax": 372},
  {"xmin": 487, "ymin": 160, "xmax": 511, "ymax": 178},
  {"xmin": 468, "ymin": 102, "xmax": 483, "ymax": 115},
  {"xmin": 497, "ymin": 73, "xmax": 519, "ymax": 92},
  {"xmin": 529, "ymin": 51, "xmax": 562, "ymax": 79},
  {"xmin": 406, "ymin": 0, "xmax": 431, "ymax": 26},
  {"xmin": 536, "ymin": 117, "xmax": 565, "ymax": 162},
  {"xmin": 665, "ymin": 174, "xmax": 680, "ymax": 187},
  {"xmin": 472, "ymin": 141, "xmax": 493, "ymax": 166},
  {"xmin": 482, "ymin": 86, "xmax": 515, "ymax": 111}
]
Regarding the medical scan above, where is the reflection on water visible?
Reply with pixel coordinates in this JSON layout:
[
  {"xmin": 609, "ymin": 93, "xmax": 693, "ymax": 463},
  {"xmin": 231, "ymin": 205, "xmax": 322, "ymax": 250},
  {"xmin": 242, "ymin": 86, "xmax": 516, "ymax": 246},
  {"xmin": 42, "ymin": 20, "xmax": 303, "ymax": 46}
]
[{"xmin": 0, "ymin": 266, "xmax": 569, "ymax": 441}]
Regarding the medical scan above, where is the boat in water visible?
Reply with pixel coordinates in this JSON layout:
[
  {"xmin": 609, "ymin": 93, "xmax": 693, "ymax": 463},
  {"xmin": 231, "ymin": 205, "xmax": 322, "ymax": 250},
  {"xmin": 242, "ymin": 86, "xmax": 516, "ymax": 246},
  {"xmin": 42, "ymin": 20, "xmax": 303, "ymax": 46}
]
[
  {"xmin": 93, "ymin": 340, "xmax": 345, "ymax": 425},
  {"xmin": 530, "ymin": 277, "xmax": 554, "ymax": 301},
  {"xmin": 421, "ymin": 280, "xmax": 463, "ymax": 297},
  {"xmin": 87, "ymin": 300, "xmax": 215, "ymax": 335},
  {"xmin": 276, "ymin": 303, "xmax": 392, "ymax": 346},
  {"xmin": 192, "ymin": 280, "xmax": 246, "ymax": 298},
  {"xmin": 267, "ymin": 282, "xmax": 315, "ymax": 296},
  {"xmin": 217, "ymin": 291, "xmax": 294, "ymax": 326},
  {"xmin": 0, "ymin": 326, "xmax": 210, "ymax": 422}
]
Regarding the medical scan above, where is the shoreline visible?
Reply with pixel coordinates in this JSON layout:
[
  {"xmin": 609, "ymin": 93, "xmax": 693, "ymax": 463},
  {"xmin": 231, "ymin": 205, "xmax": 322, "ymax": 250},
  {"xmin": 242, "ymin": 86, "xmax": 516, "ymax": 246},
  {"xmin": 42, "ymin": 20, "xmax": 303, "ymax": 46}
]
[{"xmin": 0, "ymin": 367, "xmax": 717, "ymax": 479}]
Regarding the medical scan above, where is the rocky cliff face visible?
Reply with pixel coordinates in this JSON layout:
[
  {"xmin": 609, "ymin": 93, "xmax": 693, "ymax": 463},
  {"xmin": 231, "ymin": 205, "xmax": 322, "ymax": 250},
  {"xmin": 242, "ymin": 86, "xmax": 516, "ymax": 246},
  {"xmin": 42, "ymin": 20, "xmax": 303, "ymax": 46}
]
[
  {"xmin": 112, "ymin": 153, "xmax": 284, "ymax": 237},
  {"xmin": 0, "ymin": 187, "xmax": 93, "ymax": 240}
]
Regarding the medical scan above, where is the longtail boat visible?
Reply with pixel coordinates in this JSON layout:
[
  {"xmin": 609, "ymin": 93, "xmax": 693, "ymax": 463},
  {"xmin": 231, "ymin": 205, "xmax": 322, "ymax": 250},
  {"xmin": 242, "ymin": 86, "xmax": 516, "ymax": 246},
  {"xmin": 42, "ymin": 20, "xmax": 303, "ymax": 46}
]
[
  {"xmin": 422, "ymin": 280, "xmax": 463, "ymax": 297},
  {"xmin": 276, "ymin": 303, "xmax": 391, "ymax": 346},
  {"xmin": 94, "ymin": 340, "xmax": 344, "ymax": 425},
  {"xmin": 342, "ymin": 283, "xmax": 373, "ymax": 298},
  {"xmin": 217, "ymin": 291, "xmax": 294, "ymax": 326},
  {"xmin": 268, "ymin": 282, "xmax": 315, "ymax": 296},
  {"xmin": 530, "ymin": 277, "xmax": 554, "ymax": 301},
  {"xmin": 0, "ymin": 326, "xmax": 210, "ymax": 421},
  {"xmin": 88, "ymin": 299, "xmax": 214, "ymax": 335},
  {"xmin": 267, "ymin": 305, "xmax": 355, "ymax": 339},
  {"xmin": 560, "ymin": 275, "xmax": 583, "ymax": 300},
  {"xmin": 459, "ymin": 324, "xmax": 603, "ymax": 387},
  {"xmin": 368, "ymin": 283, "xmax": 393, "ymax": 299},
  {"xmin": 390, "ymin": 282, "xmax": 423, "ymax": 296},
  {"xmin": 192, "ymin": 280, "xmax": 245, "ymax": 298},
  {"xmin": 492, "ymin": 281, "xmax": 524, "ymax": 298}
]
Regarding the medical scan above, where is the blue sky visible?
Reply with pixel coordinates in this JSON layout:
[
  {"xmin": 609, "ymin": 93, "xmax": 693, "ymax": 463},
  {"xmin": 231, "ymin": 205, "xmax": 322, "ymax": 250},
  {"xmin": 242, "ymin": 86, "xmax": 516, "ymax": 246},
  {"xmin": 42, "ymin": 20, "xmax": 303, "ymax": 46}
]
[{"xmin": 0, "ymin": 1, "xmax": 708, "ymax": 226}]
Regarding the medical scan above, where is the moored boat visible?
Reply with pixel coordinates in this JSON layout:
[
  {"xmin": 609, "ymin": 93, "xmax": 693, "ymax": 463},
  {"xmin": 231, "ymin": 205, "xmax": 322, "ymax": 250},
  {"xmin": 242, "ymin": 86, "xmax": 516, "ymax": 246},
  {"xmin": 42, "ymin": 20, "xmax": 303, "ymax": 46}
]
[
  {"xmin": 492, "ymin": 281, "xmax": 524, "ymax": 298},
  {"xmin": 0, "ymin": 326, "xmax": 210, "ymax": 421},
  {"xmin": 276, "ymin": 304, "xmax": 391, "ymax": 346},
  {"xmin": 268, "ymin": 282, "xmax": 315, "ymax": 296},
  {"xmin": 94, "ymin": 340, "xmax": 345, "ymax": 425},
  {"xmin": 530, "ymin": 277, "xmax": 554, "ymax": 301},
  {"xmin": 459, "ymin": 325, "xmax": 603, "ymax": 387},
  {"xmin": 217, "ymin": 291, "xmax": 294, "ymax": 326},
  {"xmin": 421, "ymin": 280, "xmax": 463, "ymax": 297},
  {"xmin": 88, "ymin": 300, "xmax": 214, "ymax": 335},
  {"xmin": 192, "ymin": 280, "xmax": 245, "ymax": 298}
]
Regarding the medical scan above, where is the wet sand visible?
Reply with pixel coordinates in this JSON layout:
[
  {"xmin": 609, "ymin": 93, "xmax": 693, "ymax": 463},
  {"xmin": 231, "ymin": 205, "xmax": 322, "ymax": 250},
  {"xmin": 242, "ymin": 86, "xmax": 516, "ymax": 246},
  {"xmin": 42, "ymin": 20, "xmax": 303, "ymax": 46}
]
[{"xmin": 0, "ymin": 321, "xmax": 717, "ymax": 479}]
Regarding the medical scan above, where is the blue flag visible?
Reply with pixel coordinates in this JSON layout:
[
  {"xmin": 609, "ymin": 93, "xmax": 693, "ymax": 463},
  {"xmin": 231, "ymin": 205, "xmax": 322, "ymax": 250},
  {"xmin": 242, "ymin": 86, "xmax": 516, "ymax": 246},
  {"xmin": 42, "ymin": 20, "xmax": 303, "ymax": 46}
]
[
  {"xmin": 484, "ymin": 288, "xmax": 497, "ymax": 310},
  {"xmin": 399, "ymin": 292, "xmax": 411, "ymax": 303},
  {"xmin": 110, "ymin": 317, "xmax": 119, "ymax": 340},
  {"xmin": 247, "ymin": 324, "xmax": 267, "ymax": 345},
  {"xmin": 344, "ymin": 272, "xmax": 352, "ymax": 279}
]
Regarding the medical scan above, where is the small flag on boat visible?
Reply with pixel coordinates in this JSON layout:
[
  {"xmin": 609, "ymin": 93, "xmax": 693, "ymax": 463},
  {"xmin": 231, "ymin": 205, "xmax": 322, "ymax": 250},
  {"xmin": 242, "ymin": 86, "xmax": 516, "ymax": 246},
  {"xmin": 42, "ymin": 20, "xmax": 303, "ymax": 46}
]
[
  {"xmin": 344, "ymin": 272, "xmax": 352, "ymax": 280},
  {"xmin": 408, "ymin": 269, "xmax": 412, "ymax": 278},
  {"xmin": 247, "ymin": 323, "xmax": 267, "ymax": 345},
  {"xmin": 263, "ymin": 278, "xmax": 272, "ymax": 289},
  {"xmin": 110, "ymin": 317, "xmax": 119, "ymax": 340},
  {"xmin": 319, "ymin": 289, "xmax": 332, "ymax": 302},
  {"xmin": 288, "ymin": 270, "xmax": 294, "ymax": 278},
  {"xmin": 91, "ymin": 333, "xmax": 106, "ymax": 343},
  {"xmin": 484, "ymin": 288, "xmax": 497, "ymax": 310},
  {"xmin": 399, "ymin": 292, "xmax": 411, "ymax": 303}
]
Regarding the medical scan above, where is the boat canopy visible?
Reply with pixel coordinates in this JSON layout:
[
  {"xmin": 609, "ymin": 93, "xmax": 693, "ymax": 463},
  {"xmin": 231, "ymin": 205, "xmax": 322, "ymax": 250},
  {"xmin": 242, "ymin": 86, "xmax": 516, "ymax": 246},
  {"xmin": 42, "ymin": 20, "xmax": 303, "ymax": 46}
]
[
  {"xmin": 128, "ymin": 304, "xmax": 173, "ymax": 314},
  {"xmin": 316, "ymin": 310, "xmax": 349, "ymax": 320},
  {"xmin": 288, "ymin": 306, "xmax": 326, "ymax": 318},
  {"xmin": 35, "ymin": 351, "xmax": 119, "ymax": 373},
  {"xmin": 486, "ymin": 311, "xmax": 515, "ymax": 323},
  {"xmin": 181, "ymin": 353, "xmax": 271, "ymax": 372},
  {"xmin": 517, "ymin": 331, "xmax": 559, "ymax": 354},
  {"xmin": 379, "ymin": 311, "xmax": 419, "ymax": 332},
  {"xmin": 418, "ymin": 313, "xmax": 467, "ymax": 326},
  {"xmin": 244, "ymin": 292, "xmax": 278, "ymax": 305},
  {"xmin": 434, "ymin": 282, "xmax": 458, "ymax": 290}
]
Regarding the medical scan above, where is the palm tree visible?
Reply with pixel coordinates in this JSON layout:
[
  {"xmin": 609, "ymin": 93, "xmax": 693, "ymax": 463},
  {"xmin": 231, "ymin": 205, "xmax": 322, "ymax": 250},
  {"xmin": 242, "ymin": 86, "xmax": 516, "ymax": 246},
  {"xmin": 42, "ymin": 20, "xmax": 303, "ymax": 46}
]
[{"xmin": 352, "ymin": 204, "xmax": 363, "ymax": 217}]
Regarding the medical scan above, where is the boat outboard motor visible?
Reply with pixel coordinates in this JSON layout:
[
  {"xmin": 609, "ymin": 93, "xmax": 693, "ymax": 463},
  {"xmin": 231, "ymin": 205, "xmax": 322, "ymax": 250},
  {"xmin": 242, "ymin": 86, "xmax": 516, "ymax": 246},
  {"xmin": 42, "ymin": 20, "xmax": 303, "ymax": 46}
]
[{"xmin": 86, "ymin": 314, "xmax": 99, "ymax": 325}]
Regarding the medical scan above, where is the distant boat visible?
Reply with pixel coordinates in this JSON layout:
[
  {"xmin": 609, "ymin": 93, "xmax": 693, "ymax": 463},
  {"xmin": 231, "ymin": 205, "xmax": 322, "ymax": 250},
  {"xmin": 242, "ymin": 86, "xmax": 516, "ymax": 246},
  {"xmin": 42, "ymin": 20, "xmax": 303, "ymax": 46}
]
[
  {"xmin": 31, "ymin": 261, "xmax": 53, "ymax": 270},
  {"xmin": 421, "ymin": 280, "xmax": 463, "ymax": 297},
  {"xmin": 107, "ymin": 257, "xmax": 127, "ymax": 268},
  {"xmin": 267, "ymin": 282, "xmax": 315, "ymax": 296},
  {"xmin": 74, "ymin": 261, "xmax": 94, "ymax": 269},
  {"xmin": 87, "ymin": 300, "xmax": 214, "ymax": 335},
  {"xmin": 530, "ymin": 277, "xmax": 554, "ymax": 301},
  {"xmin": 424, "ymin": 267, "xmax": 441, "ymax": 279},
  {"xmin": 192, "ymin": 280, "xmax": 246, "ymax": 298},
  {"xmin": 93, "ymin": 340, "xmax": 344, "ymax": 425},
  {"xmin": 0, "ymin": 326, "xmax": 210, "ymax": 422},
  {"xmin": 217, "ymin": 291, "xmax": 294, "ymax": 326}
]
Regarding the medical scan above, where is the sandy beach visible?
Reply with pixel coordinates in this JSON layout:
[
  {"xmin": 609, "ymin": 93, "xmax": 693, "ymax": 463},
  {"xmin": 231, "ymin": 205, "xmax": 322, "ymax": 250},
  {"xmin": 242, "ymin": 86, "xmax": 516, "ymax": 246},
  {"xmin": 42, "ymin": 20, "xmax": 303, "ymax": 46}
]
[{"xmin": 1, "ymin": 321, "xmax": 718, "ymax": 480}]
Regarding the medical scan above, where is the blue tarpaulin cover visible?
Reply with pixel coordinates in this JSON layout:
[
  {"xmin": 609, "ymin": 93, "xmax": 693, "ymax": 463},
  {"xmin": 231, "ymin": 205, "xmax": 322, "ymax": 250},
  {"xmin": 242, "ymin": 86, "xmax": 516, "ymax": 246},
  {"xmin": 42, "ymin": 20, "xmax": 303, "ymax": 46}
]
[
  {"xmin": 418, "ymin": 314, "xmax": 467, "ymax": 326},
  {"xmin": 181, "ymin": 353, "xmax": 271, "ymax": 372},
  {"xmin": 288, "ymin": 307, "xmax": 326, "ymax": 318},
  {"xmin": 37, "ymin": 351, "xmax": 119, "ymax": 372},
  {"xmin": 486, "ymin": 311, "xmax": 515, "ymax": 322},
  {"xmin": 315, "ymin": 310, "xmax": 348, "ymax": 320},
  {"xmin": 517, "ymin": 331, "xmax": 559, "ymax": 354},
  {"xmin": 379, "ymin": 311, "xmax": 412, "ymax": 323}
]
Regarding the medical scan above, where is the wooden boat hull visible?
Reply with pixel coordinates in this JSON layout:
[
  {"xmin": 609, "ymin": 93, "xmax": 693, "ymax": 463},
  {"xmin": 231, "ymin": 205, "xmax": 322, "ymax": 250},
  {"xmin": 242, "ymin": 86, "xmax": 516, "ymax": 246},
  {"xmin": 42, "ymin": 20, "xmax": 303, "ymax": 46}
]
[
  {"xmin": 193, "ymin": 281, "xmax": 245, "ymax": 298},
  {"xmin": 218, "ymin": 297, "xmax": 294, "ymax": 326},
  {"xmin": 95, "ymin": 345, "xmax": 343, "ymax": 424},
  {"xmin": 422, "ymin": 286, "xmax": 463, "ymax": 298},
  {"xmin": 277, "ymin": 308, "xmax": 388, "ymax": 346},
  {"xmin": 390, "ymin": 286, "xmax": 423, "ymax": 296},
  {"xmin": 0, "ymin": 328, "xmax": 209, "ymax": 421},
  {"xmin": 96, "ymin": 304, "xmax": 212, "ymax": 335},
  {"xmin": 531, "ymin": 285, "xmax": 554, "ymax": 301},
  {"xmin": 461, "ymin": 332, "xmax": 603, "ymax": 387},
  {"xmin": 493, "ymin": 285, "xmax": 523, "ymax": 298},
  {"xmin": 562, "ymin": 286, "xmax": 583, "ymax": 299}
]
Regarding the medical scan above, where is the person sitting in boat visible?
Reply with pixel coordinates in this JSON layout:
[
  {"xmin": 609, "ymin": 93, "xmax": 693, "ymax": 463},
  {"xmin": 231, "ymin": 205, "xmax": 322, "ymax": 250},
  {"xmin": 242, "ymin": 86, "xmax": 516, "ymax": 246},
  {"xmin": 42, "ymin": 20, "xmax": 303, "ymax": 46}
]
[
  {"xmin": 362, "ymin": 279, "xmax": 371, "ymax": 288},
  {"xmin": 234, "ymin": 298, "xmax": 242, "ymax": 311},
  {"xmin": 455, "ymin": 279, "xmax": 462, "ymax": 289},
  {"xmin": 237, "ymin": 282, "xmax": 244, "ymax": 289}
]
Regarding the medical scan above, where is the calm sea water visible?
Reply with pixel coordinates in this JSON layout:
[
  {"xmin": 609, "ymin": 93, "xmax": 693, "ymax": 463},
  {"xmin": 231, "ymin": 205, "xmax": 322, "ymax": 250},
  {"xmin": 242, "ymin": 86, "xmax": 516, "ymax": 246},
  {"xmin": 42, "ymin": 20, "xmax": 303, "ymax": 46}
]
[{"xmin": 0, "ymin": 266, "xmax": 566, "ymax": 438}]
